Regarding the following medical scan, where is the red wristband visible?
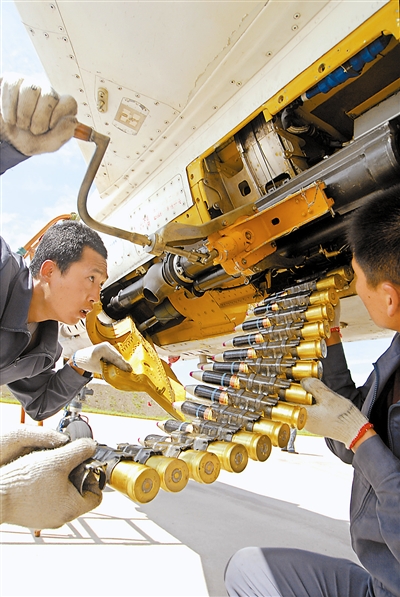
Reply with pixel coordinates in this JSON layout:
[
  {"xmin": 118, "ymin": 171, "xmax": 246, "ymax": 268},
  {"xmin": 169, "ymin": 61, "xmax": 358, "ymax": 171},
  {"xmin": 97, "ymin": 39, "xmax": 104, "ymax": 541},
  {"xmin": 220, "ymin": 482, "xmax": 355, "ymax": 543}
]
[
  {"xmin": 349, "ymin": 422, "xmax": 374, "ymax": 450},
  {"xmin": 330, "ymin": 326, "xmax": 342, "ymax": 336}
]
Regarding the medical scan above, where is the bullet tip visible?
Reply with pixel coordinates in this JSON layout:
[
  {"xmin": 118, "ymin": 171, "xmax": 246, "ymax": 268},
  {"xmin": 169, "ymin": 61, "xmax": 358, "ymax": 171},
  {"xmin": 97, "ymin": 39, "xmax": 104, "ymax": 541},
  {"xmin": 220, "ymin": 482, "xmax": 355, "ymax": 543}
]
[
  {"xmin": 189, "ymin": 371, "xmax": 202, "ymax": 381},
  {"xmin": 201, "ymin": 363, "xmax": 213, "ymax": 371}
]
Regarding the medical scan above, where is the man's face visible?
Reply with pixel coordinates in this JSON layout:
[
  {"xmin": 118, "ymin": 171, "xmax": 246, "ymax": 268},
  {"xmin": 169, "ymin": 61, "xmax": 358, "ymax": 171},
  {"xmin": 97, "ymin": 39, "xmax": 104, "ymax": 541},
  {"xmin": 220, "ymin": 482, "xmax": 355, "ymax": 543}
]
[
  {"xmin": 351, "ymin": 257, "xmax": 389, "ymax": 330},
  {"xmin": 46, "ymin": 246, "xmax": 108, "ymax": 324}
]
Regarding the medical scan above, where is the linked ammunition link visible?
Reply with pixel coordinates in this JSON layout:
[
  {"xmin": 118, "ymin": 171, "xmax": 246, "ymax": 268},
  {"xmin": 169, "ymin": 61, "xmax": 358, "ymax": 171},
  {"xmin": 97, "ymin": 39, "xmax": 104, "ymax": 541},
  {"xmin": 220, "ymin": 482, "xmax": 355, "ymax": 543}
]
[
  {"xmin": 215, "ymin": 337, "xmax": 327, "ymax": 361},
  {"xmin": 226, "ymin": 320, "xmax": 330, "ymax": 347},
  {"xmin": 185, "ymin": 385, "xmax": 306, "ymax": 425},
  {"xmin": 156, "ymin": 421, "xmax": 272, "ymax": 463},
  {"xmin": 201, "ymin": 357, "xmax": 322, "ymax": 380},
  {"xmin": 190, "ymin": 370, "xmax": 312, "ymax": 403},
  {"xmin": 240, "ymin": 303, "xmax": 335, "ymax": 330},
  {"xmin": 250, "ymin": 287, "xmax": 338, "ymax": 317},
  {"xmin": 70, "ymin": 442, "xmax": 190, "ymax": 501}
]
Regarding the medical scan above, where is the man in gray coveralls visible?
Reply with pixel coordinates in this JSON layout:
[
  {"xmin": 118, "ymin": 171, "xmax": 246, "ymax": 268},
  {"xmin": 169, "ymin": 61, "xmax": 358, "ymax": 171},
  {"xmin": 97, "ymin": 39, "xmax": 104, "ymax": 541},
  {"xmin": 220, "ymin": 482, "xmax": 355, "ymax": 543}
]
[
  {"xmin": 225, "ymin": 194, "xmax": 400, "ymax": 597},
  {"xmin": 0, "ymin": 73, "xmax": 131, "ymax": 530}
]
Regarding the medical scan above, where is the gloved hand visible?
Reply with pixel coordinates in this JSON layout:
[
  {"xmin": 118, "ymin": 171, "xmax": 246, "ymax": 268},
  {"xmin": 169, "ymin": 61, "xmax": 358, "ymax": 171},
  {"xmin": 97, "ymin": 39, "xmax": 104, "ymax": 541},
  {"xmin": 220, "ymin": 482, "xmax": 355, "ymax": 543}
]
[
  {"xmin": 0, "ymin": 426, "xmax": 68, "ymax": 467},
  {"xmin": 59, "ymin": 319, "xmax": 91, "ymax": 359},
  {"xmin": 0, "ymin": 437, "xmax": 102, "ymax": 529},
  {"xmin": 300, "ymin": 377, "xmax": 371, "ymax": 449},
  {"xmin": 0, "ymin": 73, "xmax": 77, "ymax": 155},
  {"xmin": 72, "ymin": 341, "xmax": 132, "ymax": 374}
]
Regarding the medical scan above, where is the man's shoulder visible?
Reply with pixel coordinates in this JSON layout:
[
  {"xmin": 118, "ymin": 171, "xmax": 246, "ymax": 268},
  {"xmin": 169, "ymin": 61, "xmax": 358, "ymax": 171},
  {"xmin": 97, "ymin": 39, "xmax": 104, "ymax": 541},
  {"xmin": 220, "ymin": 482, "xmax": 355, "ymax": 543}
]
[
  {"xmin": 376, "ymin": 333, "xmax": 400, "ymax": 366},
  {"xmin": 0, "ymin": 236, "xmax": 21, "ymax": 267},
  {"xmin": 0, "ymin": 236, "xmax": 13, "ymax": 266},
  {"xmin": 0, "ymin": 237, "xmax": 28, "ymax": 291}
]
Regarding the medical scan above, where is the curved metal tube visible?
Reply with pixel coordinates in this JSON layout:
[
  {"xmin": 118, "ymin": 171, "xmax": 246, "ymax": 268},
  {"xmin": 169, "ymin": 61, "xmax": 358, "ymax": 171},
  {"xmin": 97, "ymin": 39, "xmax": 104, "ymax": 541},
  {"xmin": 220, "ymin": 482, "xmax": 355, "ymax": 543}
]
[{"xmin": 74, "ymin": 123, "xmax": 152, "ymax": 247}]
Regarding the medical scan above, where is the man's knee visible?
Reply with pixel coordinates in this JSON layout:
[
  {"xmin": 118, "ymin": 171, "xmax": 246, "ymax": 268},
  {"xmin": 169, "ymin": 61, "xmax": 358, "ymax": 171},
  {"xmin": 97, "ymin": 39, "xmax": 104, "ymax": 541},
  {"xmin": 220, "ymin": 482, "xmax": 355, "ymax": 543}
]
[
  {"xmin": 225, "ymin": 547, "xmax": 259, "ymax": 596},
  {"xmin": 225, "ymin": 547, "xmax": 281, "ymax": 597},
  {"xmin": 225, "ymin": 546, "xmax": 259, "ymax": 578}
]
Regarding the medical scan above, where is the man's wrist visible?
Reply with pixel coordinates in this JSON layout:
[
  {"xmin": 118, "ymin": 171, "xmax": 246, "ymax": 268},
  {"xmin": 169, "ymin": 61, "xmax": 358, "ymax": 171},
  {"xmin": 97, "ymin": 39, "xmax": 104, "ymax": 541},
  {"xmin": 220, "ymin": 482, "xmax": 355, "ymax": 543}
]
[
  {"xmin": 326, "ymin": 330, "xmax": 342, "ymax": 346},
  {"xmin": 0, "ymin": 140, "xmax": 30, "ymax": 174},
  {"xmin": 351, "ymin": 427, "xmax": 376, "ymax": 452},
  {"xmin": 67, "ymin": 360, "xmax": 92, "ymax": 378}
]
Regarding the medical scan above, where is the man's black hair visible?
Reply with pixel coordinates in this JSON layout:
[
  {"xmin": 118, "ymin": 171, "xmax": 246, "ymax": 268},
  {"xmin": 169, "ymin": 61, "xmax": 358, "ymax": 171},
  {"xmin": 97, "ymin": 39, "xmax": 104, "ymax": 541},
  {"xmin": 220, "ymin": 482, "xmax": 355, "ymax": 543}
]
[
  {"xmin": 30, "ymin": 220, "xmax": 107, "ymax": 277},
  {"xmin": 348, "ymin": 193, "xmax": 400, "ymax": 287}
]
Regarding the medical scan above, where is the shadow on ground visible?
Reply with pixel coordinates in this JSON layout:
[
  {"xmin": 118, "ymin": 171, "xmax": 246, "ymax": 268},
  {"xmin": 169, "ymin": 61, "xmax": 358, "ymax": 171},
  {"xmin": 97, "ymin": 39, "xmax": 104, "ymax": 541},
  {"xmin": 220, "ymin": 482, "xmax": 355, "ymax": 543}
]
[{"xmin": 139, "ymin": 479, "xmax": 356, "ymax": 597}]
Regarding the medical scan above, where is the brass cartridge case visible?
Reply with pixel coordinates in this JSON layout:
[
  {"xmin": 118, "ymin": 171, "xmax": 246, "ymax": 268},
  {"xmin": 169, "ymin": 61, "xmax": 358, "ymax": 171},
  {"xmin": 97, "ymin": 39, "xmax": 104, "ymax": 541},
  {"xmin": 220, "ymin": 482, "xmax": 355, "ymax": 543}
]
[
  {"xmin": 301, "ymin": 320, "xmax": 330, "ymax": 339},
  {"xmin": 310, "ymin": 288, "xmax": 338, "ymax": 306},
  {"xmin": 296, "ymin": 339, "xmax": 327, "ymax": 359},
  {"xmin": 207, "ymin": 441, "xmax": 248, "ymax": 473},
  {"xmin": 252, "ymin": 419, "xmax": 290, "ymax": 448},
  {"xmin": 232, "ymin": 431, "xmax": 272, "ymax": 462},
  {"xmin": 266, "ymin": 402, "xmax": 307, "ymax": 429},
  {"xmin": 109, "ymin": 460, "xmax": 160, "ymax": 504},
  {"xmin": 291, "ymin": 360, "xmax": 323, "ymax": 379},
  {"xmin": 316, "ymin": 274, "xmax": 345, "ymax": 291},
  {"xmin": 326, "ymin": 265, "xmax": 354, "ymax": 281},
  {"xmin": 305, "ymin": 303, "xmax": 335, "ymax": 322},
  {"xmin": 178, "ymin": 449, "xmax": 220, "ymax": 484},
  {"xmin": 284, "ymin": 385, "xmax": 313, "ymax": 405},
  {"xmin": 146, "ymin": 455, "xmax": 189, "ymax": 493}
]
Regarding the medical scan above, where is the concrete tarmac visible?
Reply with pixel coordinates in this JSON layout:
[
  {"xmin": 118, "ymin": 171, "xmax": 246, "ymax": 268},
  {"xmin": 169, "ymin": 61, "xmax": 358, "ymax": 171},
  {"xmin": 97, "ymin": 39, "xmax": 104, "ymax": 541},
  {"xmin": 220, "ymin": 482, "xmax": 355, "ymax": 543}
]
[{"xmin": 0, "ymin": 403, "xmax": 358, "ymax": 597}]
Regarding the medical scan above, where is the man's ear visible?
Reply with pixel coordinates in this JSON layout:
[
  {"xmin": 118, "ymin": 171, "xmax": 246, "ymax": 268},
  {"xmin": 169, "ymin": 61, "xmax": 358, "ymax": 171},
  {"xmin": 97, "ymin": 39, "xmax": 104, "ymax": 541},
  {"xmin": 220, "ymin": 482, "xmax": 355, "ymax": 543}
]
[
  {"xmin": 382, "ymin": 282, "xmax": 400, "ymax": 318},
  {"xmin": 39, "ymin": 260, "xmax": 57, "ymax": 281}
]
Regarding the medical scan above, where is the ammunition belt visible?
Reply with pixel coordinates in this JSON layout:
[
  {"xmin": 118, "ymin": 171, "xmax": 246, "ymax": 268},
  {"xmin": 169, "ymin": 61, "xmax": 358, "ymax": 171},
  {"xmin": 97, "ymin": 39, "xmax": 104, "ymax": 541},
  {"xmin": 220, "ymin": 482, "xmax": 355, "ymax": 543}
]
[{"xmin": 72, "ymin": 267, "xmax": 352, "ymax": 505}]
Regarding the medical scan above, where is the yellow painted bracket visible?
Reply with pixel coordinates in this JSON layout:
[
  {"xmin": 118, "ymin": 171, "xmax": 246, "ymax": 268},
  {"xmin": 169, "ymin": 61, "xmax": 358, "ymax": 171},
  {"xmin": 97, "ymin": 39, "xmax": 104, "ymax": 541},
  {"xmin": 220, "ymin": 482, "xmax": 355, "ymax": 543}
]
[
  {"xmin": 207, "ymin": 181, "xmax": 333, "ymax": 276},
  {"xmin": 86, "ymin": 303, "xmax": 185, "ymax": 419}
]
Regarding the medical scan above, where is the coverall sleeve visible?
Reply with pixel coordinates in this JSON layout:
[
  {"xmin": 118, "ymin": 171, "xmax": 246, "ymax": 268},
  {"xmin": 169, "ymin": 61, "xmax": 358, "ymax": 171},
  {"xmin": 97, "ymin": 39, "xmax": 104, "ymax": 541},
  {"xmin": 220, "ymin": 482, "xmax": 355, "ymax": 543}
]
[
  {"xmin": 353, "ymin": 435, "xmax": 400, "ymax": 572},
  {"xmin": 0, "ymin": 140, "xmax": 29, "ymax": 175},
  {"xmin": 7, "ymin": 363, "xmax": 89, "ymax": 421}
]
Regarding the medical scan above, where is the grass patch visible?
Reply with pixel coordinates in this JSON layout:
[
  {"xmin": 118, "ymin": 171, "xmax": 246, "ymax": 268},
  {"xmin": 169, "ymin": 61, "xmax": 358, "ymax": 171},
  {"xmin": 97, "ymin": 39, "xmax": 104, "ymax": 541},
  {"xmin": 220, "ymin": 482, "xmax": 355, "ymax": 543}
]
[
  {"xmin": 0, "ymin": 386, "xmax": 19, "ymax": 405},
  {"xmin": 80, "ymin": 402, "xmax": 167, "ymax": 420},
  {"xmin": 0, "ymin": 396, "xmax": 20, "ymax": 405},
  {"xmin": 0, "ymin": 384, "xmax": 168, "ymax": 420}
]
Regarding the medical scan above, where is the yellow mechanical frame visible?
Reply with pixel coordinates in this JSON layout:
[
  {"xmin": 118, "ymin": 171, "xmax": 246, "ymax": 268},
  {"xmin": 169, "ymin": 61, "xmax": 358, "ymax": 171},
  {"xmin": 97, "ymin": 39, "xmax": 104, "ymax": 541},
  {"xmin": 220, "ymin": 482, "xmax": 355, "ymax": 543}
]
[
  {"xmin": 174, "ymin": 0, "xmax": 399, "ymax": 230},
  {"xmin": 154, "ymin": 282, "xmax": 261, "ymax": 347},
  {"xmin": 207, "ymin": 182, "xmax": 333, "ymax": 276}
]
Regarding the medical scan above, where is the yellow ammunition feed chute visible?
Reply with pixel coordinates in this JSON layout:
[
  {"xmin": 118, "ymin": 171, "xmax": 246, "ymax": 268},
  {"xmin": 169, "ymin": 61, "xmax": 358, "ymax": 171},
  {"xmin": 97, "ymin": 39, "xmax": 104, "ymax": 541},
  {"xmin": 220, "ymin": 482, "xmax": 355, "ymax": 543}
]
[{"xmin": 85, "ymin": 303, "xmax": 186, "ymax": 419}]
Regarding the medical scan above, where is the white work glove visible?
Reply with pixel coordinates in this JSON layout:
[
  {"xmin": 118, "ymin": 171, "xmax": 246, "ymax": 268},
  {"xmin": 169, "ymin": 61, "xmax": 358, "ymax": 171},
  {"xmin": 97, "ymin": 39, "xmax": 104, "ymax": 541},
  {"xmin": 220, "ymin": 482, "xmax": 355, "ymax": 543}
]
[
  {"xmin": 0, "ymin": 437, "xmax": 102, "ymax": 529},
  {"xmin": 72, "ymin": 341, "xmax": 132, "ymax": 374},
  {"xmin": 0, "ymin": 73, "xmax": 77, "ymax": 155},
  {"xmin": 301, "ymin": 377, "xmax": 370, "ymax": 449},
  {"xmin": 59, "ymin": 319, "xmax": 91, "ymax": 359},
  {"xmin": 0, "ymin": 425, "xmax": 68, "ymax": 466}
]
